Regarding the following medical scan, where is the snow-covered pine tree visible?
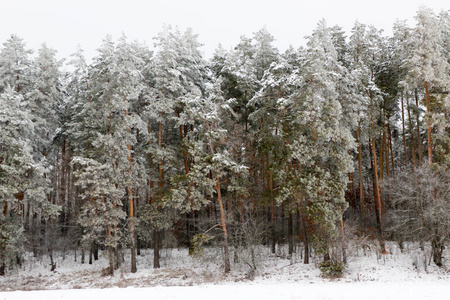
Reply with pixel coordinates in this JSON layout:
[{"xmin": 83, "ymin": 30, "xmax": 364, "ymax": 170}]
[
  {"xmin": 276, "ymin": 20, "xmax": 354, "ymax": 267},
  {"xmin": 0, "ymin": 35, "xmax": 33, "ymax": 94},
  {"xmin": 139, "ymin": 26, "xmax": 212, "ymax": 268},
  {"xmin": 0, "ymin": 87, "xmax": 59, "ymax": 274},
  {"xmin": 28, "ymin": 43, "xmax": 63, "ymax": 158},
  {"xmin": 73, "ymin": 35, "xmax": 147, "ymax": 275},
  {"xmin": 0, "ymin": 37, "xmax": 60, "ymax": 275},
  {"xmin": 172, "ymin": 78, "xmax": 247, "ymax": 273},
  {"xmin": 402, "ymin": 6, "xmax": 450, "ymax": 164},
  {"xmin": 141, "ymin": 26, "xmax": 186, "ymax": 269},
  {"xmin": 248, "ymin": 49, "xmax": 291, "ymax": 254},
  {"xmin": 26, "ymin": 43, "xmax": 65, "ymax": 265},
  {"xmin": 348, "ymin": 21, "xmax": 387, "ymax": 250},
  {"xmin": 63, "ymin": 46, "xmax": 91, "ymax": 235}
]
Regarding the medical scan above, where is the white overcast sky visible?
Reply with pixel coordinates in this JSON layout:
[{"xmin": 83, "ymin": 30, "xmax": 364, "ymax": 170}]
[{"xmin": 1, "ymin": 0, "xmax": 448, "ymax": 63}]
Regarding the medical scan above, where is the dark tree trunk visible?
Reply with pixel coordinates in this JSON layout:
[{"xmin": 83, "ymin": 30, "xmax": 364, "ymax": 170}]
[
  {"xmin": 153, "ymin": 230, "xmax": 160, "ymax": 269},
  {"xmin": 270, "ymin": 205, "xmax": 276, "ymax": 254},
  {"xmin": 93, "ymin": 244, "xmax": 99, "ymax": 261},
  {"xmin": 288, "ymin": 213, "xmax": 294, "ymax": 256},
  {"xmin": 137, "ymin": 237, "xmax": 141, "ymax": 256},
  {"xmin": 49, "ymin": 250, "xmax": 56, "ymax": 271},
  {"xmin": 432, "ymin": 236, "xmax": 444, "ymax": 267},
  {"xmin": 300, "ymin": 210, "xmax": 309, "ymax": 264},
  {"xmin": 357, "ymin": 125, "xmax": 366, "ymax": 220}
]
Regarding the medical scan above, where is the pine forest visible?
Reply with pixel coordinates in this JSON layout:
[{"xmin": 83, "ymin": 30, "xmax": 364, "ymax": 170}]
[{"xmin": 1, "ymin": 6, "xmax": 449, "ymax": 281}]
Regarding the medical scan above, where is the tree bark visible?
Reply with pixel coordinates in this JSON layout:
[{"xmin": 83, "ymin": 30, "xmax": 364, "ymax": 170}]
[
  {"xmin": 425, "ymin": 81, "xmax": 432, "ymax": 164},
  {"xmin": 288, "ymin": 212, "xmax": 294, "ymax": 256},
  {"xmin": 432, "ymin": 235, "xmax": 444, "ymax": 267},
  {"xmin": 153, "ymin": 230, "xmax": 160, "ymax": 268},
  {"xmin": 357, "ymin": 125, "xmax": 365, "ymax": 219},
  {"xmin": 414, "ymin": 89, "xmax": 423, "ymax": 165},
  {"xmin": 401, "ymin": 93, "xmax": 408, "ymax": 166},
  {"xmin": 216, "ymin": 175, "xmax": 231, "ymax": 273},
  {"xmin": 205, "ymin": 119, "xmax": 231, "ymax": 273},
  {"xmin": 407, "ymin": 96, "xmax": 417, "ymax": 174},
  {"xmin": 370, "ymin": 134, "xmax": 385, "ymax": 253},
  {"xmin": 339, "ymin": 208, "xmax": 347, "ymax": 264},
  {"xmin": 388, "ymin": 123, "xmax": 395, "ymax": 177},
  {"xmin": 299, "ymin": 208, "xmax": 309, "ymax": 264}
]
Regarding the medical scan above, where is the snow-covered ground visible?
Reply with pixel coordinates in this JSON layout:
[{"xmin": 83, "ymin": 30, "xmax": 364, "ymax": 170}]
[
  {"xmin": 2, "ymin": 282, "xmax": 450, "ymax": 300},
  {"xmin": 1, "ymin": 241, "xmax": 449, "ymax": 299}
]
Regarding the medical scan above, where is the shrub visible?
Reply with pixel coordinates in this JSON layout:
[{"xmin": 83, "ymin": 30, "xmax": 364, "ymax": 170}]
[{"xmin": 319, "ymin": 260, "xmax": 345, "ymax": 278}]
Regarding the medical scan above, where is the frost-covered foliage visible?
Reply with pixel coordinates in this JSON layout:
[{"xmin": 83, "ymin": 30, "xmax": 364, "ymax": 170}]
[
  {"xmin": 1, "ymin": 6, "xmax": 450, "ymax": 278},
  {"xmin": 69, "ymin": 35, "xmax": 150, "ymax": 272},
  {"xmin": 0, "ymin": 35, "xmax": 33, "ymax": 93},
  {"xmin": 274, "ymin": 20, "xmax": 354, "ymax": 260},
  {"xmin": 0, "ymin": 38, "xmax": 60, "ymax": 275},
  {"xmin": 169, "ymin": 79, "xmax": 247, "ymax": 212}
]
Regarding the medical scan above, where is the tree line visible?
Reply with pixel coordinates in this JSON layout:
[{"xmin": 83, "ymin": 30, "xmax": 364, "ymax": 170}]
[{"xmin": 1, "ymin": 6, "xmax": 449, "ymax": 276}]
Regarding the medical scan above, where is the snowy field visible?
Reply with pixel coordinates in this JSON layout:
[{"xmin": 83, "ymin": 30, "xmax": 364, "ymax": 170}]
[
  {"xmin": 2, "ymin": 282, "xmax": 450, "ymax": 300},
  {"xmin": 1, "ymin": 241, "xmax": 449, "ymax": 299}
]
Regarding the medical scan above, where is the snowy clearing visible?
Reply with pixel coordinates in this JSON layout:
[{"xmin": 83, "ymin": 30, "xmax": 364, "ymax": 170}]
[
  {"xmin": 1, "ymin": 241, "xmax": 449, "ymax": 299},
  {"xmin": 1, "ymin": 282, "xmax": 450, "ymax": 300}
]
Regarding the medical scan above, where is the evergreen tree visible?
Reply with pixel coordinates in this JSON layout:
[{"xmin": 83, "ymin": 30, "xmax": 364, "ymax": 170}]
[
  {"xmin": 72, "ymin": 35, "xmax": 147, "ymax": 274},
  {"xmin": 0, "ymin": 35, "xmax": 33, "ymax": 94},
  {"xmin": 276, "ymin": 20, "xmax": 354, "ymax": 264},
  {"xmin": 0, "ymin": 87, "xmax": 59, "ymax": 274},
  {"xmin": 403, "ymin": 6, "xmax": 450, "ymax": 164}
]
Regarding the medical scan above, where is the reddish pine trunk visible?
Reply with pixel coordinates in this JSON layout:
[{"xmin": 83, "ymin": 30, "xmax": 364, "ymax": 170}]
[
  {"xmin": 216, "ymin": 175, "xmax": 231, "ymax": 273},
  {"xmin": 357, "ymin": 125, "xmax": 365, "ymax": 219},
  {"xmin": 370, "ymin": 133, "xmax": 385, "ymax": 253}
]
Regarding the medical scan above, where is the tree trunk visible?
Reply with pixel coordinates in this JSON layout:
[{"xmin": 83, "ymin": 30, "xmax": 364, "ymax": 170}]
[
  {"xmin": 205, "ymin": 119, "xmax": 230, "ymax": 273},
  {"xmin": 158, "ymin": 118, "xmax": 164, "ymax": 184},
  {"xmin": 414, "ymin": 89, "xmax": 423, "ymax": 165},
  {"xmin": 425, "ymin": 81, "xmax": 432, "ymax": 164},
  {"xmin": 407, "ymin": 97, "xmax": 417, "ymax": 174},
  {"xmin": 153, "ymin": 230, "xmax": 160, "ymax": 269},
  {"xmin": 61, "ymin": 138, "xmax": 67, "ymax": 227},
  {"xmin": 216, "ymin": 175, "xmax": 231, "ymax": 273},
  {"xmin": 370, "ymin": 134, "xmax": 385, "ymax": 253},
  {"xmin": 401, "ymin": 93, "xmax": 408, "ymax": 166},
  {"xmin": 348, "ymin": 172, "xmax": 355, "ymax": 209},
  {"xmin": 107, "ymin": 247, "xmax": 114, "ymax": 276},
  {"xmin": 384, "ymin": 123, "xmax": 391, "ymax": 209},
  {"xmin": 379, "ymin": 118, "xmax": 385, "ymax": 213},
  {"xmin": 270, "ymin": 204, "xmax": 276, "ymax": 254},
  {"xmin": 177, "ymin": 111, "xmax": 190, "ymax": 175},
  {"xmin": 432, "ymin": 236, "xmax": 444, "ymax": 267},
  {"xmin": 339, "ymin": 208, "xmax": 347, "ymax": 264},
  {"xmin": 388, "ymin": 123, "xmax": 395, "ymax": 177},
  {"xmin": 288, "ymin": 212, "xmax": 294, "ymax": 256},
  {"xmin": 357, "ymin": 123, "xmax": 366, "ymax": 219},
  {"xmin": 125, "ymin": 106, "xmax": 137, "ymax": 273},
  {"xmin": 93, "ymin": 243, "xmax": 99, "ymax": 261},
  {"xmin": 266, "ymin": 153, "xmax": 276, "ymax": 254},
  {"xmin": 299, "ymin": 209, "xmax": 309, "ymax": 264}
]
